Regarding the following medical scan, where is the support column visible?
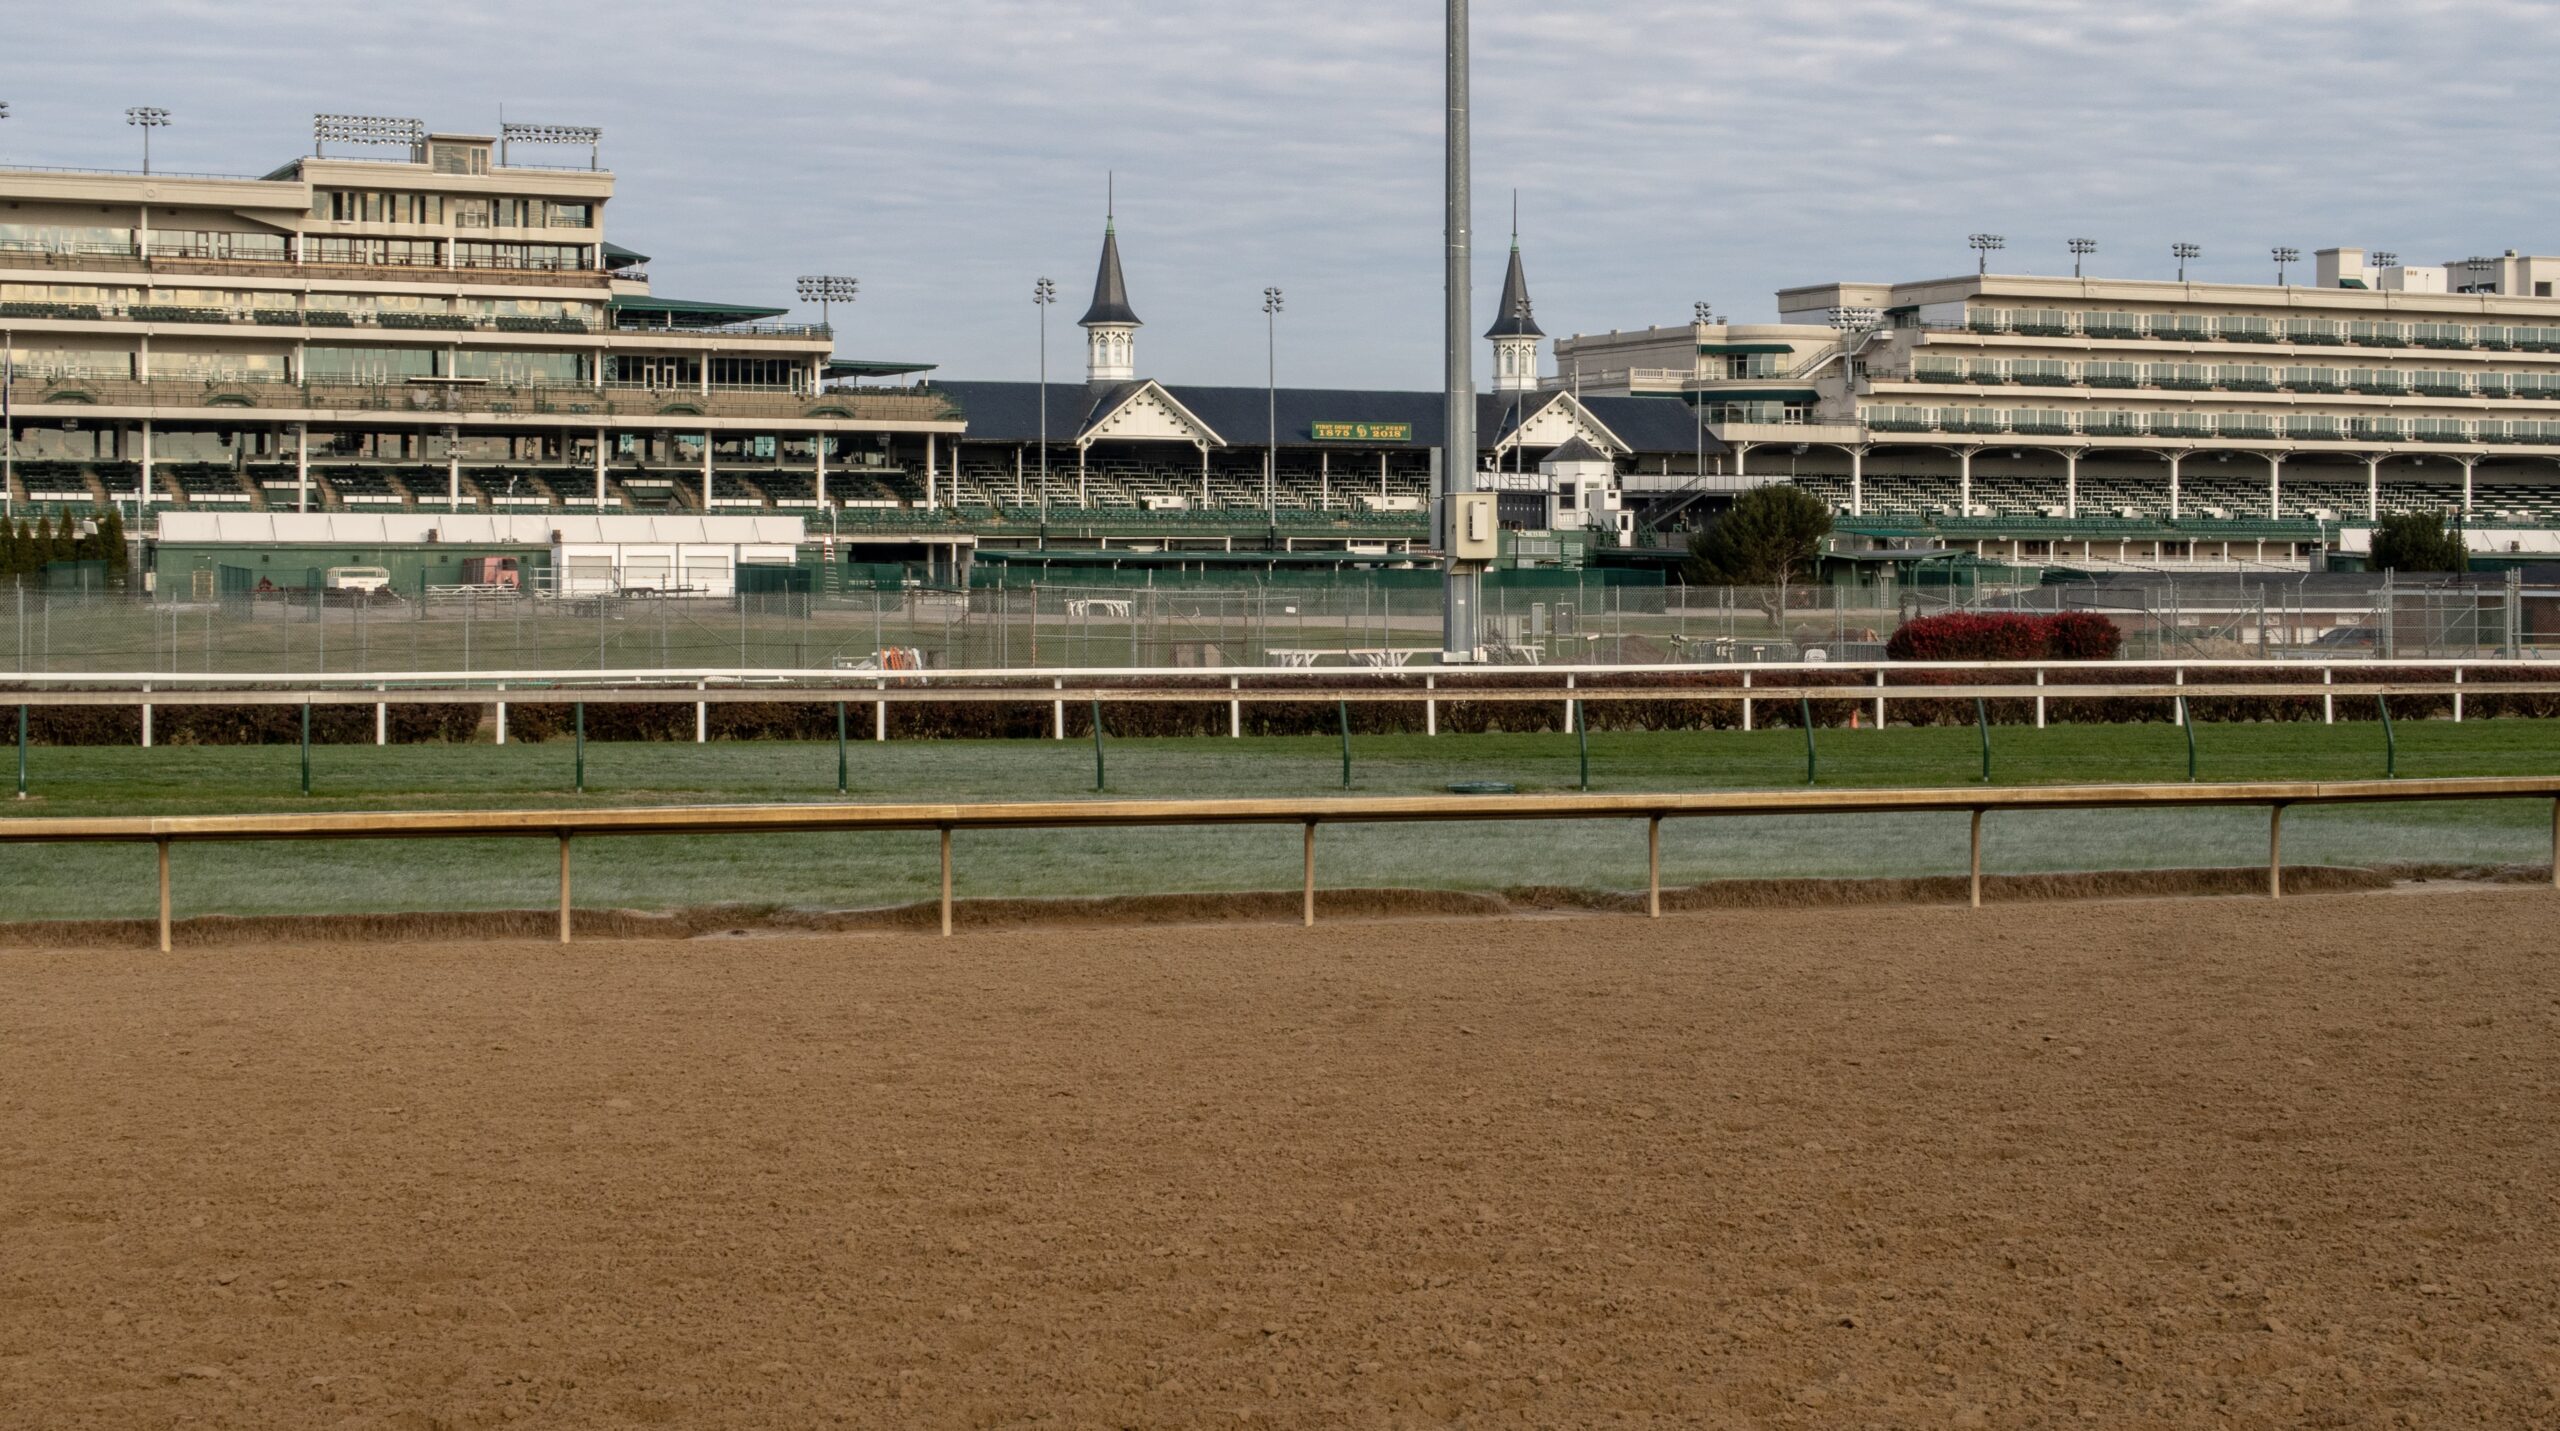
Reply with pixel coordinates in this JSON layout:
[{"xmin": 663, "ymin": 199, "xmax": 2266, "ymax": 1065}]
[
  {"xmin": 140, "ymin": 421, "xmax": 153, "ymax": 512},
  {"xmin": 925, "ymin": 432, "xmax": 938, "ymax": 508},
  {"xmin": 2168, "ymin": 451, "xmax": 2183, "ymax": 520},
  {"xmin": 1848, "ymin": 445, "xmax": 1866, "ymax": 517},
  {"xmin": 295, "ymin": 423, "xmax": 309, "ymax": 514},
  {"xmin": 2365, "ymin": 454, "xmax": 2380, "ymax": 520},
  {"xmin": 1957, "ymin": 446, "xmax": 1973, "ymax": 516},
  {"xmin": 1320, "ymin": 450, "xmax": 1330, "ymax": 508},
  {"xmin": 1077, "ymin": 444, "xmax": 1087, "ymax": 506},
  {"xmin": 2461, "ymin": 455, "xmax": 2477, "ymax": 515},
  {"xmin": 2267, "ymin": 452, "xmax": 2284, "ymax": 521},
  {"xmin": 815, "ymin": 434, "xmax": 828, "ymax": 511},
  {"xmin": 702, "ymin": 431, "xmax": 714, "ymax": 510},
  {"xmin": 595, "ymin": 426, "xmax": 607, "ymax": 511},
  {"xmin": 447, "ymin": 434, "xmax": 461, "ymax": 511},
  {"xmin": 2064, "ymin": 449, "xmax": 2080, "ymax": 519}
]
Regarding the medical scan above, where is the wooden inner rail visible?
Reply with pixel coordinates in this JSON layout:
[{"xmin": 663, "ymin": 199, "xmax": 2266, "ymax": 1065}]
[
  {"xmin": 0, "ymin": 679, "xmax": 2546, "ymax": 707},
  {"xmin": 3, "ymin": 778, "xmax": 2553, "ymax": 952}
]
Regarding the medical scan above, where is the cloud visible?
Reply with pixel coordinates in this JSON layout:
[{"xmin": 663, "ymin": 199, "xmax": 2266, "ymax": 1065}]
[{"xmin": 5, "ymin": 0, "xmax": 2557, "ymax": 386}]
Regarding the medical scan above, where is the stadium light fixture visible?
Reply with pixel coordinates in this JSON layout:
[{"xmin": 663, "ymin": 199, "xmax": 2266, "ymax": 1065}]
[
  {"xmin": 499, "ymin": 121, "xmax": 603, "ymax": 170},
  {"xmin": 312, "ymin": 113, "xmax": 423, "ymax": 158},
  {"xmin": 2067, "ymin": 237, "xmax": 2097, "ymax": 277},
  {"xmin": 2271, "ymin": 246, "xmax": 2301, "ymax": 286},
  {"xmin": 125, "ymin": 106, "xmax": 170, "ymax": 175},
  {"xmin": 1693, "ymin": 300, "xmax": 1716, "ymax": 327},
  {"xmin": 795, "ymin": 274, "xmax": 857, "ymax": 330},
  {"xmin": 2372, "ymin": 251, "xmax": 2399, "ymax": 270},
  {"xmin": 1829, "ymin": 305, "xmax": 1884, "ymax": 390},
  {"xmin": 2172, "ymin": 242, "xmax": 2201, "ymax": 281},
  {"xmin": 2462, "ymin": 255, "xmax": 2501, "ymax": 294},
  {"xmin": 1033, "ymin": 277, "xmax": 1056, "ymax": 519},
  {"xmin": 1264, "ymin": 286, "xmax": 1284, "ymax": 521},
  {"xmin": 1967, "ymin": 233, "xmax": 2004, "ymax": 275}
]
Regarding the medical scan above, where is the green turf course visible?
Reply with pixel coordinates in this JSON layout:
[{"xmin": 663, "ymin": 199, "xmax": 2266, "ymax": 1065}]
[{"xmin": 1, "ymin": 719, "xmax": 2552, "ymax": 921}]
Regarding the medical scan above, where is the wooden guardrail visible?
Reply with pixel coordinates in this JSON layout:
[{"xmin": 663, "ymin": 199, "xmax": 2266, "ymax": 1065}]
[{"xmin": 3, "ymin": 778, "xmax": 2552, "ymax": 951}]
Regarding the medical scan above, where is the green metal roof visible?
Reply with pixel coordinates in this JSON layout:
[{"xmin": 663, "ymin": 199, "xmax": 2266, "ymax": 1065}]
[
  {"xmin": 1698, "ymin": 342, "xmax": 1797, "ymax": 355},
  {"xmin": 826, "ymin": 358, "xmax": 938, "ymax": 379},
  {"xmin": 608, "ymin": 295, "xmax": 788, "ymax": 327},
  {"xmin": 601, "ymin": 240, "xmax": 651, "ymax": 268}
]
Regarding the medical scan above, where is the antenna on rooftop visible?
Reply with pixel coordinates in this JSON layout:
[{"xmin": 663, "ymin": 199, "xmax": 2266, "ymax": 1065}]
[{"xmin": 499, "ymin": 121, "xmax": 603, "ymax": 171}]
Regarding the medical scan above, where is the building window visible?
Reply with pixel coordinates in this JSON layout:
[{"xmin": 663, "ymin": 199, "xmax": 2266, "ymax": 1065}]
[{"xmin": 2540, "ymin": 282, "xmax": 2555, "ymax": 297}]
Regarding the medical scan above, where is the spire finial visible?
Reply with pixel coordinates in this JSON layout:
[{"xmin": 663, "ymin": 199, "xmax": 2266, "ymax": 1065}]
[
  {"xmin": 1511, "ymin": 189, "xmax": 1519, "ymax": 251},
  {"xmin": 1107, "ymin": 171, "xmax": 1115, "ymax": 234}
]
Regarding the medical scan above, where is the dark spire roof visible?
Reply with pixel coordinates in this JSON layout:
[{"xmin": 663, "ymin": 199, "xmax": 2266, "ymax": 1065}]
[
  {"xmin": 1544, "ymin": 435, "xmax": 1609, "ymax": 465},
  {"xmin": 1079, "ymin": 218, "xmax": 1141, "ymax": 328},
  {"xmin": 1484, "ymin": 235, "xmax": 1542, "ymax": 339}
]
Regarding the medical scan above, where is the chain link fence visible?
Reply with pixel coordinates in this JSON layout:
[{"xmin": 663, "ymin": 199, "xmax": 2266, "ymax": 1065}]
[{"xmin": 0, "ymin": 572, "xmax": 2543, "ymax": 674}]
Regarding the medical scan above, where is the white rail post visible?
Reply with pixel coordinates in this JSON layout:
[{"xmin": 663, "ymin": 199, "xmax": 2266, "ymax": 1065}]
[
  {"xmin": 1425, "ymin": 674, "xmax": 1437, "ymax": 737},
  {"xmin": 2173, "ymin": 667, "xmax": 2184, "ymax": 725},
  {"xmin": 1968, "ymin": 810, "xmax": 1983, "ymax": 909},
  {"xmin": 1229, "ymin": 676, "xmax": 1240, "ymax": 738},
  {"xmin": 2034, "ymin": 668, "xmax": 2046, "ymax": 729},
  {"xmin": 1647, "ymin": 816, "xmax": 1662, "ymax": 919},
  {"xmin": 495, "ymin": 683, "xmax": 507, "ymax": 745},
  {"xmin": 1563, "ymin": 672, "xmax": 1575, "ymax": 732},
  {"xmin": 875, "ymin": 677, "xmax": 887, "ymax": 742},
  {"xmin": 141, "ymin": 682, "xmax": 151, "ymax": 748},
  {"xmin": 1302, "ymin": 820, "xmax": 1317, "ymax": 927},
  {"xmin": 695, "ymin": 681, "xmax": 707, "ymax": 743},
  {"xmin": 1053, "ymin": 676, "xmax": 1064, "ymax": 740},
  {"xmin": 2453, "ymin": 668, "xmax": 2463, "ymax": 724},
  {"xmin": 1874, "ymin": 669, "xmax": 1886, "ymax": 730},
  {"xmin": 2322, "ymin": 666, "xmax": 2333, "ymax": 725},
  {"xmin": 1741, "ymin": 670, "xmax": 1753, "ymax": 733},
  {"xmin": 375, "ymin": 682, "xmax": 387, "ymax": 746}
]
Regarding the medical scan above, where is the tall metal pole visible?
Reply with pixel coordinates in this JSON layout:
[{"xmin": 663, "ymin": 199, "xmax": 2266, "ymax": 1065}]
[{"xmin": 1440, "ymin": 0, "xmax": 1479, "ymax": 661}]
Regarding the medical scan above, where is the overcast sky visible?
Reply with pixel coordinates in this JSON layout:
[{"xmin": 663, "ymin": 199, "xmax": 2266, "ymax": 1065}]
[{"xmin": 7, "ymin": 1, "xmax": 2555, "ymax": 388}]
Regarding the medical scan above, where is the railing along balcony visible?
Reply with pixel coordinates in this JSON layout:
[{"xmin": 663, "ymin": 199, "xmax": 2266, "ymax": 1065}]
[{"xmin": 9, "ymin": 375, "xmax": 957, "ymax": 424}]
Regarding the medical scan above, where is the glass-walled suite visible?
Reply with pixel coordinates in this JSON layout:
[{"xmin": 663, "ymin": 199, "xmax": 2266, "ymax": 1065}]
[
  {"xmin": 1952, "ymin": 306, "xmax": 2560, "ymax": 350},
  {"xmin": 609, "ymin": 355, "xmax": 812, "ymax": 392},
  {"xmin": 0, "ymin": 283, "xmax": 605, "ymax": 330}
]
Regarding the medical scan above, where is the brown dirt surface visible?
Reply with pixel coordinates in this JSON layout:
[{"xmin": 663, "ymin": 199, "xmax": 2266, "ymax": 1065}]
[{"xmin": 4, "ymin": 888, "xmax": 2558, "ymax": 1429}]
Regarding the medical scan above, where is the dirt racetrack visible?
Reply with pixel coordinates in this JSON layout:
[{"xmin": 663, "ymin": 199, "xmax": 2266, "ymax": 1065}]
[{"xmin": 5, "ymin": 888, "xmax": 2559, "ymax": 1429}]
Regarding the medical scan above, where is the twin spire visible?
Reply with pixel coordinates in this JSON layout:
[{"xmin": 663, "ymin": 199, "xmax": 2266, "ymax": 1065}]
[{"xmin": 1074, "ymin": 182, "xmax": 1543, "ymax": 390}]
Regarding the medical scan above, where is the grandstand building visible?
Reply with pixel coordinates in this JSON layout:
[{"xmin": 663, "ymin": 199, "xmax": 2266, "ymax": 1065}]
[
  {"xmin": 0, "ymin": 115, "xmax": 957, "ymax": 537},
  {"xmin": 1554, "ymin": 248, "xmax": 2560, "ymax": 572},
  {"xmin": 935, "ymin": 216, "xmax": 1719, "ymax": 577}
]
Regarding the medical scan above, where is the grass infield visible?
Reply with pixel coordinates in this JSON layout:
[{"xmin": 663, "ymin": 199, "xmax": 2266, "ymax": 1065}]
[{"xmin": 0, "ymin": 719, "xmax": 2551, "ymax": 921}]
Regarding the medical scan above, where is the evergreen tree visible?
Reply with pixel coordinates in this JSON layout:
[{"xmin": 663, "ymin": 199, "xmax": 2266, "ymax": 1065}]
[
  {"xmin": 34, "ymin": 513, "xmax": 57, "ymax": 571},
  {"xmin": 95, "ymin": 506, "xmax": 128, "ymax": 577},
  {"xmin": 1683, "ymin": 484, "xmax": 1836, "ymax": 617},
  {"xmin": 2369, "ymin": 510, "xmax": 2468, "ymax": 573},
  {"xmin": 2, "ymin": 517, "xmax": 24, "ymax": 578}
]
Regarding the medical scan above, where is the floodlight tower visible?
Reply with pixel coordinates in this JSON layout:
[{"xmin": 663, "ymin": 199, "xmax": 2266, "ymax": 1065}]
[
  {"xmin": 1691, "ymin": 301, "xmax": 1715, "ymax": 477},
  {"xmin": 2067, "ymin": 237, "xmax": 2097, "ymax": 277},
  {"xmin": 796, "ymin": 275, "xmax": 857, "ymax": 332},
  {"xmin": 125, "ymin": 106, "xmax": 169, "ymax": 174},
  {"xmin": 2372, "ymin": 251, "xmax": 2399, "ymax": 271},
  {"xmin": 1967, "ymin": 232, "xmax": 2004, "ymax": 274},
  {"xmin": 312, "ymin": 113, "xmax": 423, "ymax": 159},
  {"xmin": 499, "ymin": 121, "xmax": 603, "ymax": 170},
  {"xmin": 1828, "ymin": 305, "xmax": 1883, "ymax": 388},
  {"xmin": 1033, "ymin": 277, "xmax": 1055, "ymax": 519},
  {"xmin": 2172, "ymin": 242, "xmax": 2201, "ymax": 281},
  {"xmin": 2272, "ymin": 246, "xmax": 2301, "ymax": 286},
  {"xmin": 1440, "ymin": 0, "xmax": 1480, "ymax": 662},
  {"xmin": 1263, "ymin": 286, "xmax": 1283, "ymax": 520}
]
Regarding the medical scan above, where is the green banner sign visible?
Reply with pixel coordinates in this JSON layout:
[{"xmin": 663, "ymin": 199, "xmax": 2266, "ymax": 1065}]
[{"xmin": 1310, "ymin": 421, "xmax": 1413, "ymax": 443}]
